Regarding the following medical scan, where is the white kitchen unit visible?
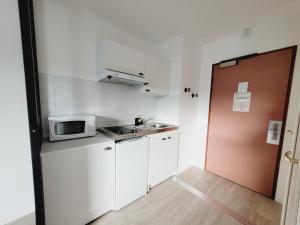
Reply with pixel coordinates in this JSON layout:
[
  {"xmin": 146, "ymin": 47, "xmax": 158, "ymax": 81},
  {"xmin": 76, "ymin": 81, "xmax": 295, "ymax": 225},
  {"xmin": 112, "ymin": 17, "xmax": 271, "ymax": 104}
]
[
  {"xmin": 148, "ymin": 130, "xmax": 180, "ymax": 189},
  {"xmin": 139, "ymin": 54, "xmax": 171, "ymax": 96},
  {"xmin": 98, "ymin": 39, "xmax": 145, "ymax": 76},
  {"xmin": 115, "ymin": 137, "xmax": 149, "ymax": 210},
  {"xmin": 41, "ymin": 134, "xmax": 115, "ymax": 225}
]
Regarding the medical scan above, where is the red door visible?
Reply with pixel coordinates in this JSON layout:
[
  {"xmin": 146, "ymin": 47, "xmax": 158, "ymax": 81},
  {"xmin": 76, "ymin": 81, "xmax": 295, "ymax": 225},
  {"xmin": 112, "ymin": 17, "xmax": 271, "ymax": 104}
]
[{"xmin": 205, "ymin": 47, "xmax": 297, "ymax": 197}]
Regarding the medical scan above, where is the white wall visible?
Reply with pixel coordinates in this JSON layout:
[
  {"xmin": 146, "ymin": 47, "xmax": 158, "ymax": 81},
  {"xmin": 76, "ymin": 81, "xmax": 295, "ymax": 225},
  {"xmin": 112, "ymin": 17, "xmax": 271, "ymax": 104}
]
[
  {"xmin": 155, "ymin": 35, "xmax": 200, "ymax": 173},
  {"xmin": 194, "ymin": 11, "xmax": 300, "ymax": 203},
  {"xmin": 156, "ymin": 34, "xmax": 205, "ymax": 172},
  {"xmin": 177, "ymin": 35, "xmax": 204, "ymax": 171},
  {"xmin": 159, "ymin": 35, "xmax": 183, "ymax": 96},
  {"xmin": 155, "ymin": 35, "xmax": 183, "ymax": 126},
  {"xmin": 0, "ymin": 0, "xmax": 35, "ymax": 224}
]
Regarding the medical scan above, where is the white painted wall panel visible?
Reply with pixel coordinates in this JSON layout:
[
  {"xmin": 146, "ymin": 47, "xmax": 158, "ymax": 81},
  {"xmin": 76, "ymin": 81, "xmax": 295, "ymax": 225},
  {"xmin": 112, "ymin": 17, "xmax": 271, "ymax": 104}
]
[{"xmin": 0, "ymin": 0, "xmax": 35, "ymax": 223}]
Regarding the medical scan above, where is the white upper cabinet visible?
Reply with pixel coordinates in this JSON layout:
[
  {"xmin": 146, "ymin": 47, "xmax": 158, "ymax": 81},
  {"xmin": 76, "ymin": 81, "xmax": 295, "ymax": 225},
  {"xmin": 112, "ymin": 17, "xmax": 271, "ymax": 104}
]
[
  {"xmin": 139, "ymin": 55, "xmax": 171, "ymax": 96},
  {"xmin": 98, "ymin": 39, "xmax": 145, "ymax": 76},
  {"xmin": 98, "ymin": 39, "xmax": 171, "ymax": 96}
]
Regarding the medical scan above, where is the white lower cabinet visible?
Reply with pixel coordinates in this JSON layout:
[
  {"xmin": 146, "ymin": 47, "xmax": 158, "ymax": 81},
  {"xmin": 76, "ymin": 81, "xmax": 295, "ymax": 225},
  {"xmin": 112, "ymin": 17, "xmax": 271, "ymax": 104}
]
[
  {"xmin": 41, "ymin": 142, "xmax": 115, "ymax": 225},
  {"xmin": 148, "ymin": 130, "xmax": 180, "ymax": 189},
  {"xmin": 115, "ymin": 137, "xmax": 149, "ymax": 210}
]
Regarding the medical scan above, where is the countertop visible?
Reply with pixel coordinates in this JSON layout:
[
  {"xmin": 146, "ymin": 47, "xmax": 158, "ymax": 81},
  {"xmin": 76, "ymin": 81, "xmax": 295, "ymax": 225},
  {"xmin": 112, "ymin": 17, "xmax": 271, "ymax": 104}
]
[{"xmin": 41, "ymin": 132, "xmax": 114, "ymax": 156}]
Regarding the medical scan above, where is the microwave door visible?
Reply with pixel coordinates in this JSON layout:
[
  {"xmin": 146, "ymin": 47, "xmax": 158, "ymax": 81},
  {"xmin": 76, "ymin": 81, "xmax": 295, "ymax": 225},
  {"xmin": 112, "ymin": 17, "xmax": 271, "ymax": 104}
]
[
  {"xmin": 48, "ymin": 115, "xmax": 96, "ymax": 141},
  {"xmin": 52, "ymin": 120, "xmax": 87, "ymax": 140},
  {"xmin": 57, "ymin": 121, "xmax": 86, "ymax": 135}
]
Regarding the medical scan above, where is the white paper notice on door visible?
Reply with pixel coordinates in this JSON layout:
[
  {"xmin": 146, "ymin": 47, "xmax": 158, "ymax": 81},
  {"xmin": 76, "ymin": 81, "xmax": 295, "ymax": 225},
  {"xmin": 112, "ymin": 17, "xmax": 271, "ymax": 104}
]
[
  {"xmin": 232, "ymin": 92, "xmax": 251, "ymax": 112},
  {"xmin": 238, "ymin": 82, "xmax": 248, "ymax": 93}
]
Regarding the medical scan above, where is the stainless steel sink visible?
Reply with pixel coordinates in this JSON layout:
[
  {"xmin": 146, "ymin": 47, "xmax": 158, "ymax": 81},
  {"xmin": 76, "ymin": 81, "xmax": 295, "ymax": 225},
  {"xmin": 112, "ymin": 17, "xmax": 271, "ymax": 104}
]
[
  {"xmin": 145, "ymin": 123, "xmax": 171, "ymax": 129},
  {"xmin": 99, "ymin": 123, "xmax": 178, "ymax": 141}
]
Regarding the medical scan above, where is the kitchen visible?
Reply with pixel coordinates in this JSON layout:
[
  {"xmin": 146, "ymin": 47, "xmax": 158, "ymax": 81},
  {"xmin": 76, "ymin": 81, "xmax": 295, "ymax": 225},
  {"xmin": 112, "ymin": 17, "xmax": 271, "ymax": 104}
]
[
  {"xmin": 2, "ymin": 0, "xmax": 300, "ymax": 225},
  {"xmin": 36, "ymin": 1, "xmax": 183, "ymax": 224},
  {"xmin": 42, "ymin": 116, "xmax": 180, "ymax": 225}
]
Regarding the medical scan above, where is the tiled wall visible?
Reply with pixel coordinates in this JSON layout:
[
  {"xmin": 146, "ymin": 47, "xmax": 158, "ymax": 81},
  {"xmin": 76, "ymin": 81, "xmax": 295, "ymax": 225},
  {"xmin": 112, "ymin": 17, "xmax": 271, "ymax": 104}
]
[{"xmin": 39, "ymin": 73, "xmax": 157, "ymax": 137}]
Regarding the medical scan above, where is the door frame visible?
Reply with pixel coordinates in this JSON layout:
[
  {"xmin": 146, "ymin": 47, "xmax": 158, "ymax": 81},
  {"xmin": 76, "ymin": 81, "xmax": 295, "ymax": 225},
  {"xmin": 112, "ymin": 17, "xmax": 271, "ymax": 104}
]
[
  {"xmin": 204, "ymin": 46, "xmax": 297, "ymax": 199},
  {"xmin": 284, "ymin": 115, "xmax": 300, "ymax": 225},
  {"xmin": 18, "ymin": 0, "xmax": 45, "ymax": 224}
]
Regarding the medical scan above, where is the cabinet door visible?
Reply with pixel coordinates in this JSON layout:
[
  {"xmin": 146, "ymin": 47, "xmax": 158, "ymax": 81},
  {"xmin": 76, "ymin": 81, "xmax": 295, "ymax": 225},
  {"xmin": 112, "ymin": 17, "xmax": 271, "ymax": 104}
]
[
  {"xmin": 42, "ymin": 142, "xmax": 115, "ymax": 225},
  {"xmin": 163, "ymin": 131, "xmax": 180, "ymax": 179},
  {"xmin": 85, "ymin": 143, "xmax": 115, "ymax": 220},
  {"xmin": 99, "ymin": 39, "xmax": 145, "ymax": 76},
  {"xmin": 115, "ymin": 138, "xmax": 148, "ymax": 210},
  {"xmin": 148, "ymin": 130, "xmax": 179, "ymax": 188},
  {"xmin": 148, "ymin": 134, "xmax": 166, "ymax": 188},
  {"xmin": 140, "ymin": 55, "xmax": 170, "ymax": 96}
]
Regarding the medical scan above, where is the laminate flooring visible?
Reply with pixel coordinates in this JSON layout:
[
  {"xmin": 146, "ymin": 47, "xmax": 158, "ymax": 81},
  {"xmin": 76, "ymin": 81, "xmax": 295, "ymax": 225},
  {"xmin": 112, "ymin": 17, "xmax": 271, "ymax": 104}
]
[{"xmin": 90, "ymin": 167, "xmax": 281, "ymax": 225}]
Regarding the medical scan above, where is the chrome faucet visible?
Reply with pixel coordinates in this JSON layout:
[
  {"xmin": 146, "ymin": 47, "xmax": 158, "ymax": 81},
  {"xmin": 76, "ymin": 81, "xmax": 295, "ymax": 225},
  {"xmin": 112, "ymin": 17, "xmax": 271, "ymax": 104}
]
[{"xmin": 143, "ymin": 117, "xmax": 154, "ymax": 125}]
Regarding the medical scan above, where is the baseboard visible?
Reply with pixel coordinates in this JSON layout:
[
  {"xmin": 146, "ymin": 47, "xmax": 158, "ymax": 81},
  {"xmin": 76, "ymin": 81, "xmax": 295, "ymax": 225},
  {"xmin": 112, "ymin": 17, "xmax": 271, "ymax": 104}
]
[
  {"xmin": 176, "ymin": 165, "xmax": 202, "ymax": 175},
  {"xmin": 5, "ymin": 212, "xmax": 35, "ymax": 225}
]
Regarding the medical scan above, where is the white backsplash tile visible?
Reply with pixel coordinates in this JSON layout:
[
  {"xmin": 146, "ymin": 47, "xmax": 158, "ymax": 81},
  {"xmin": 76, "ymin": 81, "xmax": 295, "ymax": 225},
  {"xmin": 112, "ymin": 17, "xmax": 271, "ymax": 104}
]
[
  {"xmin": 53, "ymin": 75, "xmax": 75, "ymax": 115},
  {"xmin": 39, "ymin": 73, "xmax": 157, "ymax": 137},
  {"xmin": 82, "ymin": 79, "xmax": 97, "ymax": 114},
  {"xmin": 95, "ymin": 82, "xmax": 106, "ymax": 114}
]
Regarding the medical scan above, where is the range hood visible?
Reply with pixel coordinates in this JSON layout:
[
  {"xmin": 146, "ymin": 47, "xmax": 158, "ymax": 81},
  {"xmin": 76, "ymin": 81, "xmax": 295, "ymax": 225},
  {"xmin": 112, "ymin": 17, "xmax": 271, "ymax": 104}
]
[{"xmin": 97, "ymin": 69, "xmax": 149, "ymax": 87}]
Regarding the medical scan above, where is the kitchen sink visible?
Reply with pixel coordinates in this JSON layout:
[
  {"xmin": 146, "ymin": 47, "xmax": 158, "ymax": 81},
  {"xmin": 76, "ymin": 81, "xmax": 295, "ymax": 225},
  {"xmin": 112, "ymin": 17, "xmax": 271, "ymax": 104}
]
[
  {"xmin": 100, "ymin": 123, "xmax": 178, "ymax": 141},
  {"xmin": 145, "ymin": 123, "xmax": 171, "ymax": 129}
]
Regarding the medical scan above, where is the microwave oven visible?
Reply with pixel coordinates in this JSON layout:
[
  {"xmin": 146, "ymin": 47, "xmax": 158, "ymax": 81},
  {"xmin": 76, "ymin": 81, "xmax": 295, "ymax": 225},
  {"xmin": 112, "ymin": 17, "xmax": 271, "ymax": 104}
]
[{"xmin": 48, "ymin": 114, "xmax": 96, "ymax": 142}]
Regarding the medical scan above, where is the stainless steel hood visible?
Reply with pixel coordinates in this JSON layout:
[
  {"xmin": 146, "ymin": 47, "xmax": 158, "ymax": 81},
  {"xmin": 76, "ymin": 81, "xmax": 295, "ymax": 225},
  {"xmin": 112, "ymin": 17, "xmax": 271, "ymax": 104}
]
[{"xmin": 97, "ymin": 69, "xmax": 149, "ymax": 87}]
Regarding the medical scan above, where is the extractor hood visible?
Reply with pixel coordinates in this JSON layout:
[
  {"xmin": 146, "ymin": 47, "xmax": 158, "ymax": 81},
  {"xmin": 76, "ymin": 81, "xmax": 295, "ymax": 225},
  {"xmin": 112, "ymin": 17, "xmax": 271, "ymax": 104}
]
[{"xmin": 97, "ymin": 69, "xmax": 149, "ymax": 87}]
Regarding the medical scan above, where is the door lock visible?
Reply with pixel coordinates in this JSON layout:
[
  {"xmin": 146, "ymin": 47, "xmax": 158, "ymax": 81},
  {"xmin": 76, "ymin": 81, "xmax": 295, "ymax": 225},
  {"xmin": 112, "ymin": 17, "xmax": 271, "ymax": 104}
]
[{"xmin": 284, "ymin": 151, "xmax": 299, "ymax": 165}]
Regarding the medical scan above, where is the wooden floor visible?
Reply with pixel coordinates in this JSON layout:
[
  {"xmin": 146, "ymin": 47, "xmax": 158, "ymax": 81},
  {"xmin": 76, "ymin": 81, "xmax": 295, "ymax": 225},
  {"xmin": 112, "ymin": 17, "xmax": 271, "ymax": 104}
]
[
  {"xmin": 178, "ymin": 168, "xmax": 282, "ymax": 225},
  {"xmin": 90, "ymin": 167, "xmax": 282, "ymax": 225}
]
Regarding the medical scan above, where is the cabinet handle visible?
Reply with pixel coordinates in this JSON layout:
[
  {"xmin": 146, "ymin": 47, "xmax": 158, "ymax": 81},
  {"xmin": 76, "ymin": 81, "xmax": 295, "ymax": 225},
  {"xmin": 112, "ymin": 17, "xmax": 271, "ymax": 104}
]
[
  {"xmin": 162, "ymin": 138, "xmax": 166, "ymax": 141},
  {"xmin": 104, "ymin": 147, "xmax": 112, "ymax": 151},
  {"xmin": 168, "ymin": 137, "xmax": 171, "ymax": 139}
]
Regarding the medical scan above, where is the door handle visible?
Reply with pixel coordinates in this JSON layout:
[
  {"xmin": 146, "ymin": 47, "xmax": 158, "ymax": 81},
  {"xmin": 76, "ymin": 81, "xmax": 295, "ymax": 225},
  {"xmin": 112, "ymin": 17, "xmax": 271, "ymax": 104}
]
[
  {"xmin": 284, "ymin": 151, "xmax": 299, "ymax": 164},
  {"xmin": 104, "ymin": 147, "xmax": 112, "ymax": 151}
]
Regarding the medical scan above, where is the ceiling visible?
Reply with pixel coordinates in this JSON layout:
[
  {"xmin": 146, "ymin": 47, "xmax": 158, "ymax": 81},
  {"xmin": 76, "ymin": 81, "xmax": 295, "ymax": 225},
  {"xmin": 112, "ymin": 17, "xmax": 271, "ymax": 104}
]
[{"xmin": 46, "ymin": 0, "xmax": 300, "ymax": 45}]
